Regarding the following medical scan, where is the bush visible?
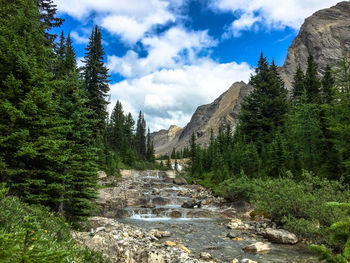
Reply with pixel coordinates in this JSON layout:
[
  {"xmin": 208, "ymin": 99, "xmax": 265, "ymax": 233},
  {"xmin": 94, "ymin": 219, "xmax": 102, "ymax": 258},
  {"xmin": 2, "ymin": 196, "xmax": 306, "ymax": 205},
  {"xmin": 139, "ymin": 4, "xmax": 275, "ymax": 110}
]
[
  {"xmin": 0, "ymin": 195, "xmax": 105, "ymax": 263},
  {"xmin": 214, "ymin": 171, "xmax": 350, "ymax": 242}
]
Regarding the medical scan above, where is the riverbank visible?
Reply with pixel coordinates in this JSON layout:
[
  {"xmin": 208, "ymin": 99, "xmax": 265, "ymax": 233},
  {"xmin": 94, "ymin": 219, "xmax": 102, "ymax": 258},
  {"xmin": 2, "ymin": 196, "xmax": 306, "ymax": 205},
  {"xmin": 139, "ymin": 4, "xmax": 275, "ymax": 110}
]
[{"xmin": 73, "ymin": 170, "xmax": 318, "ymax": 263}]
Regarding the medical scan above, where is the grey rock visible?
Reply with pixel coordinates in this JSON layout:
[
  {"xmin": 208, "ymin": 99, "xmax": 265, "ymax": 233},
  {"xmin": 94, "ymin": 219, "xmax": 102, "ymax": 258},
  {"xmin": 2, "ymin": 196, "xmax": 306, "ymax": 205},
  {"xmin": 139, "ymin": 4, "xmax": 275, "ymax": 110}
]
[
  {"xmin": 280, "ymin": 1, "xmax": 350, "ymax": 90},
  {"xmin": 182, "ymin": 200, "xmax": 201, "ymax": 209},
  {"xmin": 243, "ymin": 242, "xmax": 271, "ymax": 254},
  {"xmin": 152, "ymin": 196, "xmax": 167, "ymax": 205},
  {"xmin": 262, "ymin": 228, "xmax": 298, "ymax": 244}
]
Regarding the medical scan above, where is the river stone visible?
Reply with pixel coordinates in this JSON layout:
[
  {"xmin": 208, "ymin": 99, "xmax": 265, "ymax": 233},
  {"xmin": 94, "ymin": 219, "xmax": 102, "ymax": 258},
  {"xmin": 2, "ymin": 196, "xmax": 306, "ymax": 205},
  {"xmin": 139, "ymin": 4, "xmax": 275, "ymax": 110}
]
[
  {"xmin": 182, "ymin": 200, "xmax": 201, "ymax": 209},
  {"xmin": 200, "ymin": 252, "xmax": 212, "ymax": 260},
  {"xmin": 98, "ymin": 171, "xmax": 107, "ymax": 179},
  {"xmin": 173, "ymin": 177, "xmax": 187, "ymax": 185},
  {"xmin": 115, "ymin": 209, "xmax": 129, "ymax": 219},
  {"xmin": 227, "ymin": 218, "xmax": 244, "ymax": 230},
  {"xmin": 226, "ymin": 231, "xmax": 239, "ymax": 239},
  {"xmin": 263, "ymin": 228, "xmax": 298, "ymax": 244},
  {"xmin": 152, "ymin": 196, "xmax": 167, "ymax": 205},
  {"xmin": 169, "ymin": 210, "xmax": 182, "ymax": 218},
  {"xmin": 241, "ymin": 259, "xmax": 258, "ymax": 263},
  {"xmin": 243, "ymin": 242, "xmax": 271, "ymax": 253}
]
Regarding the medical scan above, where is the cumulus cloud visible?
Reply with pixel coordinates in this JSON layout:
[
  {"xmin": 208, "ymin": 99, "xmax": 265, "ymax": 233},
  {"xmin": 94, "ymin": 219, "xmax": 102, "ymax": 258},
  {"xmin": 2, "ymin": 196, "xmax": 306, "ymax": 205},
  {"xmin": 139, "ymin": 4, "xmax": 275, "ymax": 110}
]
[
  {"xmin": 70, "ymin": 31, "xmax": 89, "ymax": 44},
  {"xmin": 107, "ymin": 27, "xmax": 216, "ymax": 77},
  {"xmin": 212, "ymin": 0, "xmax": 341, "ymax": 36},
  {"xmin": 108, "ymin": 58, "xmax": 252, "ymax": 131},
  {"xmin": 55, "ymin": 0, "xmax": 177, "ymax": 44}
]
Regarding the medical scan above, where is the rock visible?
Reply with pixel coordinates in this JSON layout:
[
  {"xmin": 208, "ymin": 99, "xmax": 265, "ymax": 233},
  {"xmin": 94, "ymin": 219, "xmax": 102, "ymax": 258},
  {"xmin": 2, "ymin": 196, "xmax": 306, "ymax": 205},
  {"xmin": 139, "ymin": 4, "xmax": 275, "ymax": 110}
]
[
  {"xmin": 226, "ymin": 232, "xmax": 239, "ymax": 239},
  {"xmin": 115, "ymin": 209, "xmax": 129, "ymax": 219},
  {"xmin": 227, "ymin": 218, "xmax": 244, "ymax": 230},
  {"xmin": 262, "ymin": 228, "xmax": 298, "ymax": 244},
  {"xmin": 179, "ymin": 245, "xmax": 191, "ymax": 254},
  {"xmin": 152, "ymin": 189, "xmax": 160, "ymax": 195},
  {"xmin": 241, "ymin": 259, "xmax": 258, "ymax": 263},
  {"xmin": 164, "ymin": 240, "xmax": 177, "ymax": 247},
  {"xmin": 200, "ymin": 252, "xmax": 212, "ymax": 260},
  {"xmin": 231, "ymin": 259, "xmax": 239, "ymax": 263},
  {"xmin": 98, "ymin": 171, "xmax": 107, "ymax": 180},
  {"xmin": 243, "ymin": 242, "xmax": 271, "ymax": 253},
  {"xmin": 152, "ymin": 196, "xmax": 167, "ymax": 205},
  {"xmin": 169, "ymin": 210, "xmax": 182, "ymax": 218},
  {"xmin": 150, "ymin": 229, "xmax": 171, "ymax": 238},
  {"xmin": 280, "ymin": 1, "xmax": 350, "ymax": 90},
  {"xmin": 182, "ymin": 200, "xmax": 201, "ymax": 209},
  {"xmin": 173, "ymin": 177, "xmax": 187, "ymax": 185}
]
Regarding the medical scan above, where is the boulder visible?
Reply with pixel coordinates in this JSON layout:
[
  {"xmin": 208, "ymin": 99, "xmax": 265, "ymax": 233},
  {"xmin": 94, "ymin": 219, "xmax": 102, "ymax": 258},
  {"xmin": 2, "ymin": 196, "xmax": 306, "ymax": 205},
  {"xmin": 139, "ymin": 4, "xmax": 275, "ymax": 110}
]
[
  {"xmin": 262, "ymin": 228, "xmax": 298, "ymax": 244},
  {"xmin": 243, "ymin": 242, "xmax": 271, "ymax": 253},
  {"xmin": 169, "ymin": 210, "xmax": 182, "ymax": 218},
  {"xmin": 115, "ymin": 209, "xmax": 129, "ymax": 219},
  {"xmin": 200, "ymin": 252, "xmax": 212, "ymax": 260},
  {"xmin": 152, "ymin": 196, "xmax": 167, "ymax": 206},
  {"xmin": 241, "ymin": 259, "xmax": 258, "ymax": 263},
  {"xmin": 226, "ymin": 232, "xmax": 239, "ymax": 239},
  {"xmin": 181, "ymin": 200, "xmax": 201, "ymax": 209},
  {"xmin": 173, "ymin": 177, "xmax": 187, "ymax": 185},
  {"xmin": 227, "ymin": 218, "xmax": 244, "ymax": 230},
  {"xmin": 98, "ymin": 171, "xmax": 107, "ymax": 180}
]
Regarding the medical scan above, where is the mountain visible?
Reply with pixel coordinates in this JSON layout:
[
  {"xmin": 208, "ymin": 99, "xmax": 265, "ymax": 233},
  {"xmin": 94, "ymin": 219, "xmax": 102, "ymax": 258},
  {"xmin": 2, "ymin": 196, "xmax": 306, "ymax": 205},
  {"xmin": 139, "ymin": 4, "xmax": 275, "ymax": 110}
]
[
  {"xmin": 153, "ymin": 1, "xmax": 350, "ymax": 155},
  {"xmin": 280, "ymin": 1, "xmax": 350, "ymax": 89},
  {"xmin": 152, "ymin": 81, "xmax": 252, "ymax": 155}
]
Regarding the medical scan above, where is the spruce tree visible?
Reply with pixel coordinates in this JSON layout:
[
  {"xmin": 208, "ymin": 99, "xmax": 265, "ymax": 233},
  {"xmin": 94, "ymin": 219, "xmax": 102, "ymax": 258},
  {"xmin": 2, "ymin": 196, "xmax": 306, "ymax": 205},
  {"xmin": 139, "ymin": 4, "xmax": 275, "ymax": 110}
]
[
  {"xmin": 305, "ymin": 55, "xmax": 321, "ymax": 103},
  {"xmin": 321, "ymin": 65, "xmax": 335, "ymax": 104},
  {"xmin": 237, "ymin": 53, "xmax": 288, "ymax": 150},
  {"xmin": 292, "ymin": 64, "xmax": 305, "ymax": 102},
  {"xmin": 38, "ymin": 0, "xmax": 64, "ymax": 44},
  {"xmin": 0, "ymin": 0, "xmax": 69, "ymax": 210},
  {"xmin": 135, "ymin": 112, "xmax": 146, "ymax": 158},
  {"xmin": 83, "ymin": 25, "xmax": 110, "ymax": 138},
  {"xmin": 109, "ymin": 100, "xmax": 125, "ymax": 152}
]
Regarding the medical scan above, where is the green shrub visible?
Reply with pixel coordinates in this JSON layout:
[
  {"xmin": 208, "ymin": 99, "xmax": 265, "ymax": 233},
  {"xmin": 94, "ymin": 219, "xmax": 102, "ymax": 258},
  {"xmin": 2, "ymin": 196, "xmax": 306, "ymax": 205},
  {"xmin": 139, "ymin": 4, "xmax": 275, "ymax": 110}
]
[
  {"xmin": 214, "ymin": 171, "xmax": 350, "ymax": 242},
  {"xmin": 0, "ymin": 196, "xmax": 105, "ymax": 263}
]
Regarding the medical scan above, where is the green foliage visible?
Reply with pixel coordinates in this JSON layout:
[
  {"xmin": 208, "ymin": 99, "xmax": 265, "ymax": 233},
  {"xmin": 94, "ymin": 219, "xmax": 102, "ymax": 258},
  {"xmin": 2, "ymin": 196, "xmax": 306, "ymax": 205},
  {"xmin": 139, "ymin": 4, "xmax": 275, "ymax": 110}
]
[
  {"xmin": 311, "ymin": 202, "xmax": 350, "ymax": 262},
  {"xmin": 0, "ymin": 196, "xmax": 104, "ymax": 263},
  {"xmin": 214, "ymin": 171, "xmax": 350, "ymax": 242}
]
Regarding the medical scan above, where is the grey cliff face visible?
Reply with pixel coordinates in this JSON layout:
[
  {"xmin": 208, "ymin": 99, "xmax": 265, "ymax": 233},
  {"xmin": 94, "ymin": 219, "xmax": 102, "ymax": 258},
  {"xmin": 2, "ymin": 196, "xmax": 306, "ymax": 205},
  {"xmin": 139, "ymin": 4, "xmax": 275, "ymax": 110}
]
[{"xmin": 281, "ymin": 1, "xmax": 350, "ymax": 89}]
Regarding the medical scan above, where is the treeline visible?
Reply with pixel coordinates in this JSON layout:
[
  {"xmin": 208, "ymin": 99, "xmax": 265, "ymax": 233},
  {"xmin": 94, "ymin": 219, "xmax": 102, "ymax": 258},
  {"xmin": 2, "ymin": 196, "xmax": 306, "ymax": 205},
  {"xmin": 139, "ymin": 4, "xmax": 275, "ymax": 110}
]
[
  {"xmin": 190, "ymin": 53, "xmax": 349, "ymax": 183},
  {"xmin": 0, "ymin": 0, "xmax": 154, "ymax": 225}
]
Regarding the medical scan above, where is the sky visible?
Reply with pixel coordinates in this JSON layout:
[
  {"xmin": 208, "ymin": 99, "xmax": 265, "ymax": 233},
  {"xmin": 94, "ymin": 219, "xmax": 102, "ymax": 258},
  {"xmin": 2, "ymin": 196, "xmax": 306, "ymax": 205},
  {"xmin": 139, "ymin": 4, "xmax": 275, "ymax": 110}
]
[{"xmin": 54, "ymin": 0, "xmax": 341, "ymax": 131}]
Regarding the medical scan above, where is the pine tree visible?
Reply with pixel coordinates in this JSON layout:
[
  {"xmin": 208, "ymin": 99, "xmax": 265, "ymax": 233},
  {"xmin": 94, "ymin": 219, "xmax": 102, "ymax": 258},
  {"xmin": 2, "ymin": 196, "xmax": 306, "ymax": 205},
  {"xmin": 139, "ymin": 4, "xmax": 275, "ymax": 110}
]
[
  {"xmin": 237, "ymin": 53, "xmax": 288, "ymax": 150},
  {"xmin": 109, "ymin": 101, "xmax": 125, "ymax": 152},
  {"xmin": 83, "ymin": 26, "xmax": 110, "ymax": 138},
  {"xmin": 54, "ymin": 31, "xmax": 66, "ymax": 79},
  {"xmin": 38, "ymin": 0, "xmax": 64, "ymax": 44},
  {"xmin": 0, "ymin": 0, "xmax": 69, "ymax": 210},
  {"xmin": 146, "ymin": 128, "xmax": 155, "ymax": 162},
  {"xmin": 305, "ymin": 55, "xmax": 321, "ymax": 103},
  {"xmin": 321, "ymin": 65, "xmax": 335, "ymax": 104},
  {"xmin": 292, "ymin": 64, "xmax": 305, "ymax": 102},
  {"xmin": 135, "ymin": 112, "xmax": 146, "ymax": 158}
]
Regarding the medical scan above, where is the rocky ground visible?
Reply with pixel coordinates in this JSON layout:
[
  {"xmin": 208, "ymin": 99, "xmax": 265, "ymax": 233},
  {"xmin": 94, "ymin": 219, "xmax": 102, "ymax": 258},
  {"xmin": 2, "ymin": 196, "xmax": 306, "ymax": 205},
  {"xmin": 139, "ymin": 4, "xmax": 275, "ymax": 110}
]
[{"xmin": 73, "ymin": 170, "xmax": 317, "ymax": 263}]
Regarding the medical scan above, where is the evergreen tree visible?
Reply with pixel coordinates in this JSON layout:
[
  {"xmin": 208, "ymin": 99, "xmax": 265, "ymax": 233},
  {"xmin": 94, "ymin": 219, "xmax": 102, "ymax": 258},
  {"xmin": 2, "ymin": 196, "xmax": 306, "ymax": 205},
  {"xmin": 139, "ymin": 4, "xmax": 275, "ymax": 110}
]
[
  {"xmin": 135, "ymin": 112, "xmax": 146, "ymax": 158},
  {"xmin": 65, "ymin": 33, "xmax": 77, "ymax": 73},
  {"xmin": 38, "ymin": 0, "xmax": 64, "ymax": 44},
  {"xmin": 305, "ymin": 55, "xmax": 321, "ymax": 103},
  {"xmin": 292, "ymin": 64, "xmax": 306, "ymax": 102},
  {"xmin": 109, "ymin": 101, "xmax": 125, "ymax": 152},
  {"xmin": 146, "ymin": 128, "xmax": 155, "ymax": 162},
  {"xmin": 237, "ymin": 53, "xmax": 288, "ymax": 150},
  {"xmin": 321, "ymin": 65, "xmax": 335, "ymax": 104},
  {"xmin": 82, "ymin": 25, "xmax": 110, "ymax": 137},
  {"xmin": 0, "ymin": 0, "xmax": 68, "ymax": 210}
]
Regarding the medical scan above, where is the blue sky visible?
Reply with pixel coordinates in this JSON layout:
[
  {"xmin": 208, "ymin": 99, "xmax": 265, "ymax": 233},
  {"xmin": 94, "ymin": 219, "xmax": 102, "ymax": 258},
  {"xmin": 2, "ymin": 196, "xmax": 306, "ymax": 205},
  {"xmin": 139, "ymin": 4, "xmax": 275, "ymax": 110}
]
[{"xmin": 54, "ymin": 0, "xmax": 340, "ymax": 131}]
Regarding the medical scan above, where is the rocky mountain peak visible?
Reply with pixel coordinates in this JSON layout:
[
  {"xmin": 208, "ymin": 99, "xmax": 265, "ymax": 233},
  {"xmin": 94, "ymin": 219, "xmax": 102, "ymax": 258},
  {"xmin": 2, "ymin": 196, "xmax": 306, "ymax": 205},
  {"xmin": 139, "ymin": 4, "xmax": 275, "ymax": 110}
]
[{"xmin": 280, "ymin": 1, "xmax": 350, "ymax": 89}]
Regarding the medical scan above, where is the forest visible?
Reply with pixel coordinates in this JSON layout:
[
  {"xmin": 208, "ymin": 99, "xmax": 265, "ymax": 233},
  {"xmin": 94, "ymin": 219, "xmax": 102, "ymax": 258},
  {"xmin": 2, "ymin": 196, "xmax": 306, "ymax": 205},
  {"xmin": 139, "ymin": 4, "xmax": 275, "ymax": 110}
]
[{"xmin": 0, "ymin": 0, "xmax": 155, "ymax": 261}]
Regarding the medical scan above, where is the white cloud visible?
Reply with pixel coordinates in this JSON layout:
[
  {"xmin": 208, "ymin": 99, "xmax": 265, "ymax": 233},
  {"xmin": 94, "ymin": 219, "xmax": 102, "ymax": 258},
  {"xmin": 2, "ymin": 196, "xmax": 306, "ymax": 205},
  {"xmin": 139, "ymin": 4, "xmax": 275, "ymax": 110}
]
[
  {"xmin": 107, "ymin": 27, "xmax": 216, "ymax": 77},
  {"xmin": 70, "ymin": 31, "xmax": 89, "ymax": 44},
  {"xmin": 212, "ymin": 0, "xmax": 341, "ymax": 36},
  {"xmin": 56, "ymin": 0, "xmax": 176, "ymax": 44},
  {"xmin": 108, "ymin": 58, "xmax": 252, "ymax": 131}
]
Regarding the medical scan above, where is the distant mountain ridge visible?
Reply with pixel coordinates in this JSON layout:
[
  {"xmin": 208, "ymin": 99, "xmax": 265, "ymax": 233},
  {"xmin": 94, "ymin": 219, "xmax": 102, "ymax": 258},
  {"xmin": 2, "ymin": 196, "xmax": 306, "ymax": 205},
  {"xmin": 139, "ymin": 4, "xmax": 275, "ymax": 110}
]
[{"xmin": 152, "ymin": 1, "xmax": 350, "ymax": 155}]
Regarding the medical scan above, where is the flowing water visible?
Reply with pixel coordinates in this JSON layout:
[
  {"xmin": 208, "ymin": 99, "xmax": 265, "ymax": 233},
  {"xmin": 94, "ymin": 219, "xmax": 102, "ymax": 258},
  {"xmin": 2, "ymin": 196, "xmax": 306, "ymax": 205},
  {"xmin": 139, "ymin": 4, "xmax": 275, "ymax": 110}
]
[{"xmin": 115, "ymin": 171, "xmax": 318, "ymax": 263}]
